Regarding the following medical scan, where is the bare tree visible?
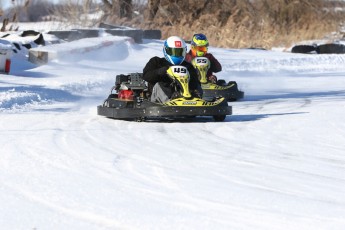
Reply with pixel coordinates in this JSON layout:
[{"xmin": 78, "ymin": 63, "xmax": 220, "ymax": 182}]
[
  {"xmin": 102, "ymin": 0, "xmax": 132, "ymax": 19},
  {"xmin": 51, "ymin": 0, "xmax": 102, "ymax": 27}
]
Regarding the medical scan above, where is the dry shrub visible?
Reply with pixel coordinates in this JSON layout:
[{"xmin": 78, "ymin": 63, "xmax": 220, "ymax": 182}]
[
  {"xmin": 51, "ymin": 0, "xmax": 103, "ymax": 28},
  {"xmin": 3, "ymin": 0, "xmax": 339, "ymax": 49},
  {"xmin": 139, "ymin": 0, "xmax": 345, "ymax": 49},
  {"xmin": 0, "ymin": 0, "xmax": 22, "ymax": 31}
]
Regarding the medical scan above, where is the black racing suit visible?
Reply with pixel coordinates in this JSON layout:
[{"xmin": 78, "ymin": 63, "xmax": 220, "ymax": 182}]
[{"xmin": 143, "ymin": 56, "xmax": 202, "ymax": 98}]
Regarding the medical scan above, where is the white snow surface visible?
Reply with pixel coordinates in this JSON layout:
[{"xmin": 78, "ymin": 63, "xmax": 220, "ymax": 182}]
[{"xmin": 1, "ymin": 35, "xmax": 345, "ymax": 230}]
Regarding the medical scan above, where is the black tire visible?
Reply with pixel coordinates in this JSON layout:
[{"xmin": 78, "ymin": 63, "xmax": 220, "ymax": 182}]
[
  {"xmin": 227, "ymin": 81, "xmax": 239, "ymax": 91},
  {"xmin": 213, "ymin": 115, "xmax": 226, "ymax": 122},
  {"xmin": 316, "ymin": 44, "xmax": 345, "ymax": 54},
  {"xmin": 21, "ymin": 30, "xmax": 40, "ymax": 37},
  {"xmin": 291, "ymin": 45, "xmax": 316, "ymax": 54},
  {"xmin": 216, "ymin": 79, "xmax": 226, "ymax": 86}
]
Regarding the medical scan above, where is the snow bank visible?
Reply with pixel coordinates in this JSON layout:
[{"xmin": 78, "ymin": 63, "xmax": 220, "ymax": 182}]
[{"xmin": 28, "ymin": 36, "xmax": 134, "ymax": 64}]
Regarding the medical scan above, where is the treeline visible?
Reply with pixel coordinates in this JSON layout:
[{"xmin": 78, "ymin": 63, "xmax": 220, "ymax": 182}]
[
  {"xmin": 142, "ymin": 0, "xmax": 345, "ymax": 48},
  {"xmin": 1, "ymin": 0, "xmax": 345, "ymax": 48},
  {"xmin": 0, "ymin": 0, "xmax": 138, "ymax": 31},
  {"xmin": 1, "ymin": 1, "xmax": 102, "ymax": 21},
  {"xmin": 1, "ymin": 0, "xmax": 52, "ymax": 22}
]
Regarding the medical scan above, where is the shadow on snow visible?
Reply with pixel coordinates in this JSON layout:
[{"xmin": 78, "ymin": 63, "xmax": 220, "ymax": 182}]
[
  {"xmin": 244, "ymin": 90, "xmax": 345, "ymax": 102},
  {"xmin": 230, "ymin": 112, "xmax": 307, "ymax": 122}
]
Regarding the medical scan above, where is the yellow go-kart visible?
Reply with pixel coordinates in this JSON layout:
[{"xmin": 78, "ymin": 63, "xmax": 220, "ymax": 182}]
[{"xmin": 192, "ymin": 57, "xmax": 244, "ymax": 101}]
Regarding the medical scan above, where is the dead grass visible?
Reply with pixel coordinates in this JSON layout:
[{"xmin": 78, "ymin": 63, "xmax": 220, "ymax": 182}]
[
  {"xmin": 136, "ymin": 0, "xmax": 345, "ymax": 49},
  {"xmin": 2, "ymin": 0, "xmax": 344, "ymax": 49}
]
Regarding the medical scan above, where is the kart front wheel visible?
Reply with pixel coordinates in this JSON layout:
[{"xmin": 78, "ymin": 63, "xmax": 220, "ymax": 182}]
[{"xmin": 213, "ymin": 115, "xmax": 226, "ymax": 122}]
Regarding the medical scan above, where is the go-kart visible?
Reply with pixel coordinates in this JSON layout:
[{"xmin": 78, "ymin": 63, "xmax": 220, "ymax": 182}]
[
  {"xmin": 97, "ymin": 66, "xmax": 232, "ymax": 122},
  {"xmin": 191, "ymin": 57, "xmax": 244, "ymax": 101}
]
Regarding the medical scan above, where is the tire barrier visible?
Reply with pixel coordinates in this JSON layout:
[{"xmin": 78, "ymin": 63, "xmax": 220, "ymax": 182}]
[
  {"xmin": 47, "ymin": 30, "xmax": 81, "ymax": 41},
  {"xmin": 99, "ymin": 22, "xmax": 161, "ymax": 40},
  {"xmin": 10, "ymin": 26, "xmax": 160, "ymax": 47},
  {"xmin": 291, "ymin": 45, "xmax": 317, "ymax": 54},
  {"xmin": 291, "ymin": 43, "xmax": 345, "ymax": 54},
  {"xmin": 1, "ymin": 31, "xmax": 46, "ymax": 54},
  {"xmin": 142, "ymin": 29, "xmax": 162, "ymax": 39},
  {"xmin": 98, "ymin": 22, "xmax": 128, "ymax": 30},
  {"xmin": 316, "ymin": 44, "xmax": 345, "ymax": 54},
  {"xmin": 48, "ymin": 29, "xmax": 99, "ymax": 42},
  {"xmin": 47, "ymin": 28, "xmax": 160, "ymax": 44},
  {"xmin": 105, "ymin": 29, "xmax": 143, "ymax": 44},
  {"xmin": 2, "ymin": 25, "xmax": 162, "ymax": 67}
]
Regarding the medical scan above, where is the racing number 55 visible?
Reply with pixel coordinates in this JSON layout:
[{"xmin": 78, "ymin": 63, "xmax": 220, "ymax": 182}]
[{"xmin": 196, "ymin": 59, "xmax": 207, "ymax": 64}]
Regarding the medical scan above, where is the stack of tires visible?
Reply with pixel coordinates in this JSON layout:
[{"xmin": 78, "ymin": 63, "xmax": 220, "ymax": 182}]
[{"xmin": 291, "ymin": 43, "xmax": 345, "ymax": 54}]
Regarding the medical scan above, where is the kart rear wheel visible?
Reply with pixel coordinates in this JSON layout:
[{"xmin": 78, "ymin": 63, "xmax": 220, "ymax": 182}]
[
  {"xmin": 227, "ymin": 81, "xmax": 237, "ymax": 86},
  {"xmin": 213, "ymin": 115, "xmax": 226, "ymax": 122},
  {"xmin": 216, "ymin": 79, "xmax": 226, "ymax": 86}
]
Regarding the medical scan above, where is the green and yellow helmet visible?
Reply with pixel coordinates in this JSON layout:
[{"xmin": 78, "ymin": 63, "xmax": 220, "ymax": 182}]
[{"xmin": 191, "ymin": 33, "xmax": 209, "ymax": 57}]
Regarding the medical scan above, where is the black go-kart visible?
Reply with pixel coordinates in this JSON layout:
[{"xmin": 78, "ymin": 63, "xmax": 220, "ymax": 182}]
[{"xmin": 97, "ymin": 66, "xmax": 232, "ymax": 122}]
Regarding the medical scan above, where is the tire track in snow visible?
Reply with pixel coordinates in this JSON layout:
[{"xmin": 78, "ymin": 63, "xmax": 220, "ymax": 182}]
[{"xmin": 1, "ymin": 182, "xmax": 131, "ymax": 230}]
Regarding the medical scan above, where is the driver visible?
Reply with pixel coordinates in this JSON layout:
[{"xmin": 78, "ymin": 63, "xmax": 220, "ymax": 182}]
[
  {"xmin": 185, "ymin": 33, "xmax": 222, "ymax": 84},
  {"xmin": 143, "ymin": 36, "xmax": 202, "ymax": 103}
]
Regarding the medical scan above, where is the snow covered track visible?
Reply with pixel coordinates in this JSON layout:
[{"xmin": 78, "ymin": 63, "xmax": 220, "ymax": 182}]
[
  {"xmin": 1, "ymin": 37, "xmax": 345, "ymax": 229},
  {"xmin": 217, "ymin": 48, "xmax": 345, "ymax": 72}
]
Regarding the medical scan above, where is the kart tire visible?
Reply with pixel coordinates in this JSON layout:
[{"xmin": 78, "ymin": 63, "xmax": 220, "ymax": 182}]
[
  {"xmin": 227, "ymin": 81, "xmax": 237, "ymax": 86},
  {"xmin": 213, "ymin": 115, "xmax": 226, "ymax": 122},
  {"xmin": 228, "ymin": 81, "xmax": 239, "ymax": 91},
  {"xmin": 217, "ymin": 79, "xmax": 226, "ymax": 86}
]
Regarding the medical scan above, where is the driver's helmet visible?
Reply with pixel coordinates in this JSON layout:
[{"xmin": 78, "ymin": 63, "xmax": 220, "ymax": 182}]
[
  {"xmin": 163, "ymin": 36, "xmax": 187, "ymax": 65},
  {"xmin": 191, "ymin": 33, "xmax": 209, "ymax": 57}
]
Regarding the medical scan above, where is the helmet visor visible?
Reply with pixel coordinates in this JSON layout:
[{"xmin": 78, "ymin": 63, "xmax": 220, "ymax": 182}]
[
  {"xmin": 193, "ymin": 46, "xmax": 208, "ymax": 52},
  {"xmin": 165, "ymin": 47, "xmax": 185, "ymax": 56}
]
